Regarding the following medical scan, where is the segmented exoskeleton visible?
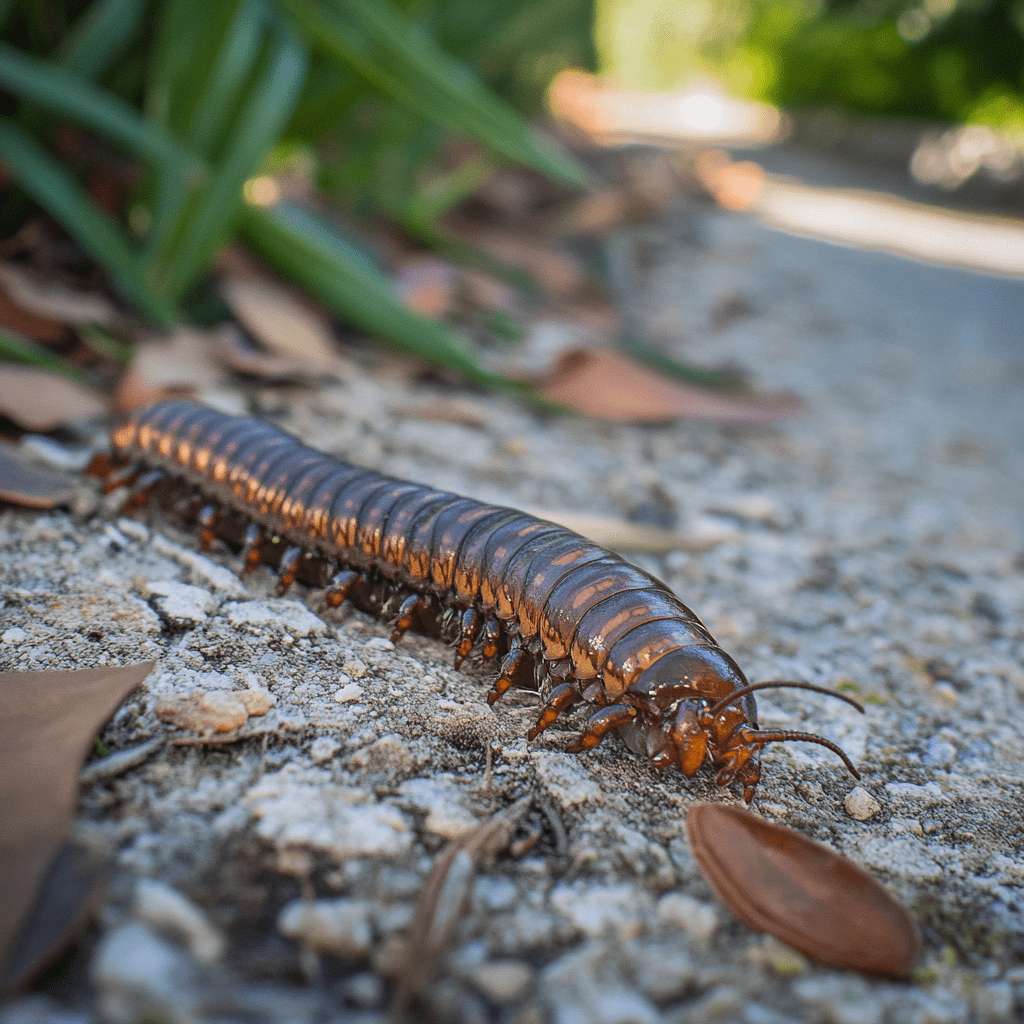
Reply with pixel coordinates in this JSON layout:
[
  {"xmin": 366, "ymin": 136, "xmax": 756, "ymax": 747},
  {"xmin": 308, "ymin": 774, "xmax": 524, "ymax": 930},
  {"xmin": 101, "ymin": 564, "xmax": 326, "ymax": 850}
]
[{"xmin": 98, "ymin": 400, "xmax": 863, "ymax": 801}]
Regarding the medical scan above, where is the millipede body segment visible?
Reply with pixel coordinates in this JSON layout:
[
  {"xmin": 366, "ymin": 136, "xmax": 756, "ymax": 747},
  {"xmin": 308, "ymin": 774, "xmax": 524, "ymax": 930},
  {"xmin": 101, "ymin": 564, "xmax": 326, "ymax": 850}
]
[{"xmin": 103, "ymin": 400, "xmax": 863, "ymax": 801}]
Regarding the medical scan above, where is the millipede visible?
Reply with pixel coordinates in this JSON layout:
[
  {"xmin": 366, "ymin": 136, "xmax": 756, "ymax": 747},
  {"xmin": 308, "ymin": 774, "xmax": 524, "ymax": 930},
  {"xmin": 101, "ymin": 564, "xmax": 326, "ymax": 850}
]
[{"xmin": 94, "ymin": 399, "xmax": 864, "ymax": 801}]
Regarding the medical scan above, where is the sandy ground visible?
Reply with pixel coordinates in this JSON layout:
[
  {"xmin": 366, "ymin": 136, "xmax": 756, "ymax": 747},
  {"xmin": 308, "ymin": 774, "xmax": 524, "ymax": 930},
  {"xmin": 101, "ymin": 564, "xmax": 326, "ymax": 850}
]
[{"xmin": 2, "ymin": 184, "xmax": 1023, "ymax": 1024}]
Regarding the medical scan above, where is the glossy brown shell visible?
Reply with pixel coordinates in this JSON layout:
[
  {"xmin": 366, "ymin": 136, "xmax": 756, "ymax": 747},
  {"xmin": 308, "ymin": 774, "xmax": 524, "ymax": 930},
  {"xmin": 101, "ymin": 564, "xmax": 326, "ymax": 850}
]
[{"xmin": 687, "ymin": 803, "xmax": 921, "ymax": 978}]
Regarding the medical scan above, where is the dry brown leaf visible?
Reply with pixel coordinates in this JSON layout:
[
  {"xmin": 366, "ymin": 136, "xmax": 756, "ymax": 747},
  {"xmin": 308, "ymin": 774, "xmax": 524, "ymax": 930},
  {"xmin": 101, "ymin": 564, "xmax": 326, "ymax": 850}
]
[
  {"xmin": 0, "ymin": 442, "xmax": 78, "ymax": 508},
  {"xmin": 220, "ymin": 277, "xmax": 337, "ymax": 373},
  {"xmin": 390, "ymin": 795, "xmax": 533, "ymax": 1019},
  {"xmin": 519, "ymin": 505, "xmax": 713, "ymax": 554},
  {"xmin": 155, "ymin": 689, "xmax": 273, "ymax": 736},
  {"xmin": 395, "ymin": 258, "xmax": 458, "ymax": 319},
  {"xmin": 0, "ymin": 283, "xmax": 68, "ymax": 342},
  {"xmin": 533, "ymin": 347, "xmax": 801, "ymax": 424},
  {"xmin": 113, "ymin": 326, "xmax": 226, "ymax": 412},
  {"xmin": 0, "ymin": 364, "xmax": 108, "ymax": 430},
  {"xmin": 391, "ymin": 398, "xmax": 488, "ymax": 429},
  {"xmin": 0, "ymin": 663, "xmax": 154, "ymax": 986},
  {"xmin": 0, "ymin": 264, "xmax": 119, "ymax": 329},
  {"xmin": 687, "ymin": 804, "xmax": 921, "ymax": 979}
]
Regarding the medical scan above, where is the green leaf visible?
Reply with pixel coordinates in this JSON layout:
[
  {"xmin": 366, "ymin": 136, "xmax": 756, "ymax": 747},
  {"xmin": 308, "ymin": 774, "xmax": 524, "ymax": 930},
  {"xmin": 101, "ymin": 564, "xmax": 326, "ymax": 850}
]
[
  {"xmin": 0, "ymin": 329, "xmax": 87, "ymax": 381},
  {"xmin": 0, "ymin": 43, "xmax": 198, "ymax": 174},
  {"xmin": 0, "ymin": 118, "xmax": 176, "ymax": 325},
  {"xmin": 155, "ymin": 18, "xmax": 308, "ymax": 300},
  {"xmin": 240, "ymin": 200, "xmax": 507, "ymax": 386},
  {"xmin": 57, "ymin": 0, "xmax": 149, "ymax": 82},
  {"xmin": 277, "ymin": 0, "xmax": 588, "ymax": 186}
]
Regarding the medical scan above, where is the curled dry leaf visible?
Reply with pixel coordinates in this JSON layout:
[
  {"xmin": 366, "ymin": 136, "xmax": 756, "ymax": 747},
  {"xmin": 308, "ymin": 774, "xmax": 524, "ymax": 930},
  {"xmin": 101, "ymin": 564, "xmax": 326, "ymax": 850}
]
[
  {"xmin": 0, "ymin": 364, "xmax": 107, "ymax": 430},
  {"xmin": 220, "ymin": 277, "xmax": 337, "ymax": 374},
  {"xmin": 0, "ymin": 264, "xmax": 119, "ymax": 330},
  {"xmin": 113, "ymin": 327, "xmax": 227, "ymax": 412},
  {"xmin": 0, "ymin": 442, "xmax": 78, "ymax": 509},
  {"xmin": 686, "ymin": 803, "xmax": 921, "ymax": 979},
  {"xmin": 533, "ymin": 347, "xmax": 801, "ymax": 425},
  {"xmin": 0, "ymin": 663, "xmax": 154, "ymax": 989},
  {"xmin": 390, "ymin": 795, "xmax": 533, "ymax": 1019},
  {"xmin": 518, "ymin": 505, "xmax": 717, "ymax": 555}
]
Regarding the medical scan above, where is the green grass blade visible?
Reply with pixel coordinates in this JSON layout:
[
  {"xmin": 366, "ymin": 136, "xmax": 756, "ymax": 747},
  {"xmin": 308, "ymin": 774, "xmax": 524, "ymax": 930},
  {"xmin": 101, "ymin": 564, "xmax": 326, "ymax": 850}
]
[
  {"xmin": 276, "ymin": 0, "xmax": 588, "ymax": 187},
  {"xmin": 57, "ymin": 0, "xmax": 149, "ymax": 81},
  {"xmin": 0, "ymin": 329, "xmax": 88, "ymax": 381},
  {"xmin": 0, "ymin": 118, "xmax": 176, "ymax": 324},
  {"xmin": 240, "ymin": 200, "xmax": 507, "ymax": 385},
  {"xmin": 157, "ymin": 20, "xmax": 308, "ymax": 299},
  {"xmin": 0, "ymin": 43, "xmax": 198, "ymax": 173},
  {"xmin": 187, "ymin": 0, "xmax": 267, "ymax": 156}
]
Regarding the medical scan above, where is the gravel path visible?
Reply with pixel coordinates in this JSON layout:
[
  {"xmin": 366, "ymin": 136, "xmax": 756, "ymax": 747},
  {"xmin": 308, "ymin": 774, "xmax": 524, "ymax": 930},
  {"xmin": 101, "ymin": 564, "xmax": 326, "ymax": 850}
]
[{"xmin": 2, "ymin": 193, "xmax": 1023, "ymax": 1024}]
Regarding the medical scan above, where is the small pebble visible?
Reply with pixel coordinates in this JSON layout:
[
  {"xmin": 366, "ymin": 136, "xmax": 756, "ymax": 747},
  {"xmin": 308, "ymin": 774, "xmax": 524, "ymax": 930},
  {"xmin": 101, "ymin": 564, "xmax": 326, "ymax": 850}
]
[
  {"xmin": 334, "ymin": 682, "xmax": 364, "ymax": 702},
  {"xmin": 463, "ymin": 960, "xmax": 534, "ymax": 1004},
  {"xmin": 845, "ymin": 786, "xmax": 882, "ymax": 821}
]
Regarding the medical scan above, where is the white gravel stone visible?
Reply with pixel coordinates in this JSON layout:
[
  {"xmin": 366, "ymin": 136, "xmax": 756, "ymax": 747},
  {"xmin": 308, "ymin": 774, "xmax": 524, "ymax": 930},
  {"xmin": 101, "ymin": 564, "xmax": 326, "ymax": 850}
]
[
  {"xmin": 134, "ymin": 878, "xmax": 224, "ymax": 963},
  {"xmin": 549, "ymin": 883, "xmax": 647, "ymax": 939},
  {"xmin": 333, "ymin": 681, "xmax": 363, "ymax": 702},
  {"xmin": 308, "ymin": 735, "xmax": 340, "ymax": 764},
  {"xmin": 277, "ymin": 898, "xmax": 373, "ymax": 956},
  {"xmin": 844, "ymin": 786, "xmax": 882, "ymax": 820},
  {"xmin": 223, "ymin": 599, "xmax": 326, "ymax": 636},
  {"xmin": 656, "ymin": 892, "xmax": 720, "ymax": 940},
  {"xmin": 142, "ymin": 579, "xmax": 217, "ymax": 625},
  {"xmin": 396, "ymin": 776, "xmax": 478, "ymax": 838},
  {"xmin": 532, "ymin": 752, "xmax": 603, "ymax": 809},
  {"xmin": 91, "ymin": 923, "xmax": 197, "ymax": 1024},
  {"xmin": 244, "ymin": 766, "xmax": 412, "ymax": 859},
  {"xmin": 1, "ymin": 627, "xmax": 28, "ymax": 644}
]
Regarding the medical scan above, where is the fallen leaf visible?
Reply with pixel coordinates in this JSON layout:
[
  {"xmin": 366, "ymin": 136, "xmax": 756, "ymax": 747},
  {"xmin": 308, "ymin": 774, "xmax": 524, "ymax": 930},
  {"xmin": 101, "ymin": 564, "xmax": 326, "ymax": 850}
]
[
  {"xmin": 532, "ymin": 347, "xmax": 800, "ymax": 424},
  {"xmin": 390, "ymin": 795, "xmax": 533, "ymax": 1017},
  {"xmin": 155, "ymin": 689, "xmax": 274, "ymax": 736},
  {"xmin": 0, "ymin": 282, "xmax": 68, "ymax": 343},
  {"xmin": 519, "ymin": 505, "xmax": 714, "ymax": 554},
  {"xmin": 220, "ymin": 277, "xmax": 337, "ymax": 373},
  {"xmin": 113, "ymin": 326, "xmax": 226, "ymax": 412},
  {"xmin": 0, "ymin": 663, "xmax": 154, "ymax": 987},
  {"xmin": 392, "ymin": 398, "xmax": 488, "ymax": 429},
  {"xmin": 686, "ymin": 803, "xmax": 921, "ymax": 979},
  {"xmin": 395, "ymin": 258, "xmax": 458, "ymax": 319},
  {"xmin": 0, "ymin": 364, "xmax": 108, "ymax": 429},
  {"xmin": 0, "ymin": 264, "xmax": 119, "ymax": 329},
  {"xmin": 0, "ymin": 441, "xmax": 78, "ymax": 508}
]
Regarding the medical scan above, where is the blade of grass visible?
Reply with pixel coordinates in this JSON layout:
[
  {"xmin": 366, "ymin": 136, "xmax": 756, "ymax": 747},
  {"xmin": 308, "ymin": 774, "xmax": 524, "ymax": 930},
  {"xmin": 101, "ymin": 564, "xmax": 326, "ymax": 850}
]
[
  {"xmin": 241, "ymin": 200, "xmax": 512, "ymax": 386},
  {"xmin": 276, "ymin": 0, "xmax": 588, "ymax": 187},
  {"xmin": 156, "ymin": 19, "xmax": 308, "ymax": 300},
  {"xmin": 187, "ymin": 0, "xmax": 267, "ymax": 157},
  {"xmin": 0, "ymin": 330, "xmax": 87, "ymax": 382},
  {"xmin": 56, "ymin": 0, "xmax": 149, "ymax": 81},
  {"xmin": 0, "ymin": 118, "xmax": 176, "ymax": 325},
  {"xmin": 0, "ymin": 43, "xmax": 199, "ymax": 174}
]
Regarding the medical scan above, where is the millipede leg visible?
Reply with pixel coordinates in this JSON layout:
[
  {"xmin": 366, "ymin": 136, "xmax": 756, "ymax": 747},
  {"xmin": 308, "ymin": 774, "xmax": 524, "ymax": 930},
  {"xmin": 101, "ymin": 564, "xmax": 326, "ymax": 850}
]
[
  {"xmin": 323, "ymin": 568, "xmax": 359, "ymax": 608},
  {"xmin": 453, "ymin": 607, "xmax": 481, "ymax": 669},
  {"xmin": 240, "ymin": 523, "xmax": 263, "ymax": 573},
  {"xmin": 564, "ymin": 703, "xmax": 637, "ymax": 753},
  {"xmin": 276, "ymin": 545, "xmax": 303, "ymax": 595},
  {"xmin": 487, "ymin": 646, "xmax": 528, "ymax": 706},
  {"xmin": 526, "ymin": 681, "xmax": 580, "ymax": 739},
  {"xmin": 481, "ymin": 616, "xmax": 501, "ymax": 660},
  {"xmin": 391, "ymin": 593, "xmax": 424, "ymax": 643},
  {"xmin": 197, "ymin": 504, "xmax": 218, "ymax": 550},
  {"xmin": 122, "ymin": 469, "xmax": 164, "ymax": 511}
]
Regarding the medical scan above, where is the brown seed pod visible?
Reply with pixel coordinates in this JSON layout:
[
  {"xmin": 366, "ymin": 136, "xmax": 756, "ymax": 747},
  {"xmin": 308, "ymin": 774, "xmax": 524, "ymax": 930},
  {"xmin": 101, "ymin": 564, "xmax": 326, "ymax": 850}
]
[
  {"xmin": 97, "ymin": 400, "xmax": 867, "ymax": 801},
  {"xmin": 686, "ymin": 803, "xmax": 921, "ymax": 978}
]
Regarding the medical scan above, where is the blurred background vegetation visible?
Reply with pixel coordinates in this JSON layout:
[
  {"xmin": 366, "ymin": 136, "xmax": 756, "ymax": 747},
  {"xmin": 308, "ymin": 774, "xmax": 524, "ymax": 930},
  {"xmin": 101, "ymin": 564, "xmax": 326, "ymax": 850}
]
[{"xmin": 0, "ymin": 0, "xmax": 1021, "ymax": 381}]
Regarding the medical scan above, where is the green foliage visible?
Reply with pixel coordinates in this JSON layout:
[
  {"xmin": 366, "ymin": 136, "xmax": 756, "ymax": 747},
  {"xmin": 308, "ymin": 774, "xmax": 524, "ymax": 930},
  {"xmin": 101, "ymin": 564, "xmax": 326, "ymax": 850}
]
[
  {"xmin": 596, "ymin": 0, "xmax": 1024, "ymax": 134},
  {"xmin": 0, "ymin": 0, "xmax": 589, "ymax": 378}
]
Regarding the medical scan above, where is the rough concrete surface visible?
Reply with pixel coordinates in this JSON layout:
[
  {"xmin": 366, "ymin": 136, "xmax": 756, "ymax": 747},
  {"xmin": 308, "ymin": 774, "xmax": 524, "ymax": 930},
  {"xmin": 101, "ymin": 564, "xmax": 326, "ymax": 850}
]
[{"xmin": 2, "ymin": 193, "xmax": 1024, "ymax": 1024}]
